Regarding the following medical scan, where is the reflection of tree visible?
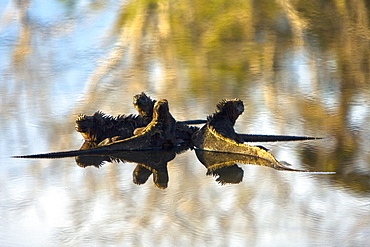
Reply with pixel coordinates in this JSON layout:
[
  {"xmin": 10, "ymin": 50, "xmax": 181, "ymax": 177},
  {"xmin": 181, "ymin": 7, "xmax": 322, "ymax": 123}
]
[
  {"xmin": 291, "ymin": 0, "xmax": 370, "ymax": 194},
  {"xmin": 2, "ymin": 0, "xmax": 370, "ymax": 245},
  {"xmin": 3, "ymin": 0, "xmax": 369, "ymax": 198},
  {"xmin": 104, "ymin": 0, "xmax": 263, "ymax": 98}
]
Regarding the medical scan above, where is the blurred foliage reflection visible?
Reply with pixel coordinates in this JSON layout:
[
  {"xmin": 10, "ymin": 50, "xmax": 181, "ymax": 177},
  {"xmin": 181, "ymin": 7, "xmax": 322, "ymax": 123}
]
[
  {"xmin": 1, "ymin": 0, "xmax": 370, "ymax": 245},
  {"xmin": 2, "ymin": 0, "xmax": 370, "ymax": 194},
  {"xmin": 87, "ymin": 0, "xmax": 370, "ymax": 193}
]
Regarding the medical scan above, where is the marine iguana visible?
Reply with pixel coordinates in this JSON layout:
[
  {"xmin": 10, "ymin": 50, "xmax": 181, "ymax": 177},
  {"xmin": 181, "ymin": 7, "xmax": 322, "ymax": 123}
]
[
  {"xmin": 13, "ymin": 93, "xmax": 321, "ymax": 160},
  {"xmin": 76, "ymin": 92, "xmax": 319, "ymax": 144},
  {"xmin": 133, "ymin": 91, "xmax": 156, "ymax": 123},
  {"xmin": 192, "ymin": 99, "xmax": 335, "ymax": 174},
  {"xmin": 75, "ymin": 111, "xmax": 147, "ymax": 143},
  {"xmin": 132, "ymin": 92, "xmax": 201, "ymax": 144},
  {"xmin": 75, "ymin": 92, "xmax": 157, "ymax": 143},
  {"xmin": 193, "ymin": 99, "xmax": 309, "ymax": 159},
  {"xmin": 76, "ymin": 92, "xmax": 205, "ymax": 143},
  {"xmin": 99, "ymin": 98, "xmax": 177, "ymax": 148},
  {"xmin": 13, "ymin": 99, "xmax": 178, "ymax": 158},
  {"xmin": 13, "ymin": 98, "xmax": 333, "ymax": 177},
  {"xmin": 145, "ymin": 93, "xmax": 321, "ymax": 143}
]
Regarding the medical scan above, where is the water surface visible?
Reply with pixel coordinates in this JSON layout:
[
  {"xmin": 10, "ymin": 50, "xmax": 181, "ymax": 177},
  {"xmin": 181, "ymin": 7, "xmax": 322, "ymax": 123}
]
[{"xmin": 1, "ymin": 0, "xmax": 369, "ymax": 246}]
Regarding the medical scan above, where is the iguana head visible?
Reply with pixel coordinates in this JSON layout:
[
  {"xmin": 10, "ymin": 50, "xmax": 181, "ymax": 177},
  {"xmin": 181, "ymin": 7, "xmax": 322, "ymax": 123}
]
[
  {"xmin": 75, "ymin": 111, "xmax": 115, "ymax": 141},
  {"xmin": 213, "ymin": 98, "xmax": 244, "ymax": 123},
  {"xmin": 133, "ymin": 92, "xmax": 156, "ymax": 120},
  {"xmin": 75, "ymin": 114, "xmax": 97, "ymax": 141},
  {"xmin": 152, "ymin": 99, "xmax": 170, "ymax": 120}
]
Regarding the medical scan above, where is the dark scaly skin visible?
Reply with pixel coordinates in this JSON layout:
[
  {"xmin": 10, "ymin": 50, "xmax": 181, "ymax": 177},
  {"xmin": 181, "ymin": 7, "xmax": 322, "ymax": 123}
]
[
  {"xmin": 192, "ymin": 99, "xmax": 293, "ymax": 166},
  {"xmin": 192, "ymin": 99, "xmax": 244, "ymax": 148},
  {"xmin": 133, "ymin": 92, "xmax": 156, "ymax": 123},
  {"xmin": 98, "ymin": 99, "xmax": 177, "ymax": 148},
  {"xmin": 76, "ymin": 92, "xmax": 205, "ymax": 143},
  {"xmin": 13, "ymin": 93, "xmax": 322, "ymax": 160},
  {"xmin": 75, "ymin": 92, "xmax": 156, "ymax": 142},
  {"xmin": 132, "ymin": 92, "xmax": 202, "ymax": 144},
  {"xmin": 13, "ymin": 99, "xmax": 178, "ymax": 158},
  {"xmin": 174, "ymin": 122, "xmax": 199, "ymax": 145},
  {"xmin": 77, "ymin": 92, "xmax": 318, "ymax": 144},
  {"xmin": 75, "ymin": 111, "xmax": 147, "ymax": 143}
]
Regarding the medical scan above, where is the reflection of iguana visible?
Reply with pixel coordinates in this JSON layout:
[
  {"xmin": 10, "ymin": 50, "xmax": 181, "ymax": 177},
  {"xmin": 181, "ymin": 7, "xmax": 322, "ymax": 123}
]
[
  {"xmin": 68, "ymin": 141, "xmax": 179, "ymax": 189},
  {"xmin": 113, "ymin": 149, "xmax": 182, "ymax": 189},
  {"xmin": 78, "ymin": 147, "xmax": 180, "ymax": 189},
  {"xmin": 195, "ymin": 148, "xmax": 335, "ymax": 184},
  {"xmin": 195, "ymin": 149, "xmax": 312, "ymax": 176}
]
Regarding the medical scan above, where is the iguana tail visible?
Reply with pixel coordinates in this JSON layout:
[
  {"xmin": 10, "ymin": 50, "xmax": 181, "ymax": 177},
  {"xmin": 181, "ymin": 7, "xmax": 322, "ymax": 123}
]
[
  {"xmin": 12, "ymin": 145, "xmax": 156, "ymax": 159},
  {"xmin": 12, "ymin": 147, "xmax": 112, "ymax": 159},
  {"xmin": 240, "ymin": 134, "xmax": 322, "ymax": 142}
]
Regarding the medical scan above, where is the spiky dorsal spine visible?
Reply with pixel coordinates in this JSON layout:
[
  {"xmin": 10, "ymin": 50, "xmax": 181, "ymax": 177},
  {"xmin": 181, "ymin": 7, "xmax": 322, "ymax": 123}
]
[{"xmin": 207, "ymin": 98, "xmax": 242, "ymax": 121}]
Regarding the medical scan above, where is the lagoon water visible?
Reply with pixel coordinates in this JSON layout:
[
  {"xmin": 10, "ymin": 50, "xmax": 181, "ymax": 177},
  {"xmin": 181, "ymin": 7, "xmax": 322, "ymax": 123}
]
[{"xmin": 1, "ymin": 0, "xmax": 369, "ymax": 246}]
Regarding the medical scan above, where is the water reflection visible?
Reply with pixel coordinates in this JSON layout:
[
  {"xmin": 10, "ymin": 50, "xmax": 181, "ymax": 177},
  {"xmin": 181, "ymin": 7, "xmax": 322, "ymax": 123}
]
[
  {"xmin": 13, "ymin": 93, "xmax": 336, "ymax": 190},
  {"xmin": 2, "ymin": 0, "xmax": 370, "ymax": 245},
  {"xmin": 76, "ymin": 142, "xmax": 183, "ymax": 189},
  {"xmin": 22, "ymin": 139, "xmax": 334, "ymax": 189}
]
